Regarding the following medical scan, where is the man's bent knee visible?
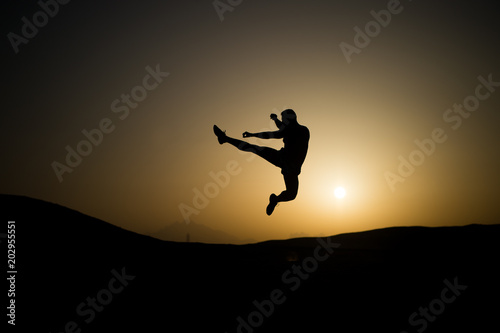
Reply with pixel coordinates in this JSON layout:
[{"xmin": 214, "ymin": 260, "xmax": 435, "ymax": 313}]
[{"xmin": 278, "ymin": 189, "xmax": 298, "ymax": 202}]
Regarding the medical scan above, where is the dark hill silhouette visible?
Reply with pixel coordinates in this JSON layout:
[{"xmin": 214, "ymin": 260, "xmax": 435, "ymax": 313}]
[
  {"xmin": 2, "ymin": 194, "xmax": 499, "ymax": 332},
  {"xmin": 150, "ymin": 220, "xmax": 253, "ymax": 244}
]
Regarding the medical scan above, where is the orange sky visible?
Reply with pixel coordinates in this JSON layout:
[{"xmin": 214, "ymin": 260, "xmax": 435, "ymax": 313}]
[{"xmin": 2, "ymin": 1, "xmax": 499, "ymax": 242}]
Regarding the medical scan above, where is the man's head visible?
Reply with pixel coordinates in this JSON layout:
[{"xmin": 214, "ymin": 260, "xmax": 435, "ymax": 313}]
[{"xmin": 281, "ymin": 109, "xmax": 297, "ymax": 125}]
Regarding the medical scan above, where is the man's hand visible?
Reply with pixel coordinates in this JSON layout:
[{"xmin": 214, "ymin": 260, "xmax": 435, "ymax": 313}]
[
  {"xmin": 243, "ymin": 131, "xmax": 254, "ymax": 138},
  {"xmin": 270, "ymin": 113, "xmax": 278, "ymax": 120}
]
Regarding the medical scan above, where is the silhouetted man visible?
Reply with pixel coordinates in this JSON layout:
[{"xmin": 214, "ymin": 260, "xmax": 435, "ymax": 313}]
[{"xmin": 213, "ymin": 109, "xmax": 309, "ymax": 215}]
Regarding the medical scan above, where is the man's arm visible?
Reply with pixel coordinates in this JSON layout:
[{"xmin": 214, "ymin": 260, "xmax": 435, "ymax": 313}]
[
  {"xmin": 242, "ymin": 113, "xmax": 286, "ymax": 139},
  {"xmin": 270, "ymin": 113, "xmax": 284, "ymax": 130},
  {"xmin": 243, "ymin": 130, "xmax": 284, "ymax": 139}
]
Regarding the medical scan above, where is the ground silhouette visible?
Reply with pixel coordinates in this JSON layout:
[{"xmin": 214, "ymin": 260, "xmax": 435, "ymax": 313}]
[
  {"xmin": 2, "ymin": 194, "xmax": 499, "ymax": 332},
  {"xmin": 150, "ymin": 220, "xmax": 251, "ymax": 244}
]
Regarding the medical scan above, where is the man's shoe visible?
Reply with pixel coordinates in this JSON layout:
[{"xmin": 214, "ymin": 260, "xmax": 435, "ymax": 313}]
[
  {"xmin": 213, "ymin": 125, "xmax": 227, "ymax": 144},
  {"xmin": 266, "ymin": 194, "xmax": 278, "ymax": 216}
]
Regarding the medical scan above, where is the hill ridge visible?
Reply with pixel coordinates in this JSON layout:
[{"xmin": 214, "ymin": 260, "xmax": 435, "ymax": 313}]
[
  {"xmin": 3, "ymin": 193, "xmax": 498, "ymax": 246},
  {"xmin": 2, "ymin": 194, "xmax": 500, "ymax": 332}
]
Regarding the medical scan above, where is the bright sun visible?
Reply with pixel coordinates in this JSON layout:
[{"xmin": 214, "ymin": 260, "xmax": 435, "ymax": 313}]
[{"xmin": 334, "ymin": 186, "xmax": 346, "ymax": 199}]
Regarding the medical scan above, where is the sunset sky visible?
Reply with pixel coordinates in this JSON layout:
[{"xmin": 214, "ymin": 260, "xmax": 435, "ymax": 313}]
[{"xmin": 2, "ymin": 0, "xmax": 499, "ymax": 242}]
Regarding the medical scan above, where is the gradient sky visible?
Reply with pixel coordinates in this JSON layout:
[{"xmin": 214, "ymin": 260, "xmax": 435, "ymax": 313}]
[{"xmin": 2, "ymin": 0, "xmax": 499, "ymax": 243}]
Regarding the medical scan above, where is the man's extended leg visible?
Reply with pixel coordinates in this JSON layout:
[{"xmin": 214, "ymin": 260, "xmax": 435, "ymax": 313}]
[
  {"xmin": 228, "ymin": 136, "xmax": 282, "ymax": 167},
  {"xmin": 214, "ymin": 126, "xmax": 282, "ymax": 168}
]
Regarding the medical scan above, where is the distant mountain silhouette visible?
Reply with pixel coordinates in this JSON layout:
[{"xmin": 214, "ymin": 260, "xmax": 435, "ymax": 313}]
[
  {"xmin": 150, "ymin": 220, "xmax": 254, "ymax": 244},
  {"xmin": 2, "ymin": 194, "xmax": 499, "ymax": 332}
]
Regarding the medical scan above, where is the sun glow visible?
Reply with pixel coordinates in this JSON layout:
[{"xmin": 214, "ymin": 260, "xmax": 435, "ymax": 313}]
[{"xmin": 334, "ymin": 186, "xmax": 346, "ymax": 199}]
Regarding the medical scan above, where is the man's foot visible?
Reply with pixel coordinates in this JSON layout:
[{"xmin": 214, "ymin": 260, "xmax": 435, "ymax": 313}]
[
  {"xmin": 266, "ymin": 194, "xmax": 278, "ymax": 216},
  {"xmin": 213, "ymin": 125, "xmax": 227, "ymax": 144}
]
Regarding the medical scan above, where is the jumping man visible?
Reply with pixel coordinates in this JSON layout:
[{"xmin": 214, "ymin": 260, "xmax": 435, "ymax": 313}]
[{"xmin": 213, "ymin": 109, "xmax": 310, "ymax": 215}]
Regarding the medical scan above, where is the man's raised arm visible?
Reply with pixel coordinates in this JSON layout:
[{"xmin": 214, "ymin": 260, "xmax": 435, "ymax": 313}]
[{"xmin": 271, "ymin": 113, "xmax": 284, "ymax": 130}]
